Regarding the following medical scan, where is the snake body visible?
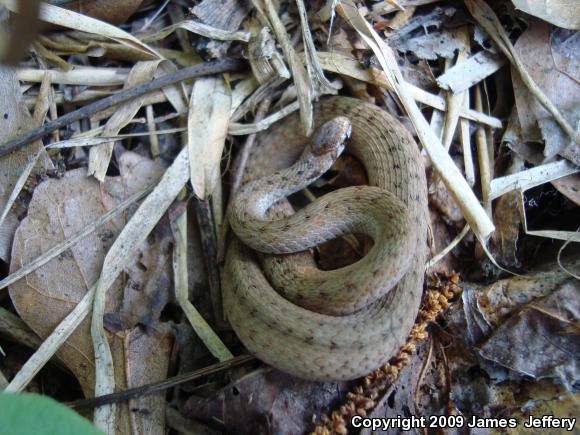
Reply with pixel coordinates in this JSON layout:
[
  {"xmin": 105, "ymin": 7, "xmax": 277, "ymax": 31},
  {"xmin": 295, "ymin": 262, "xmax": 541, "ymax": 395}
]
[{"xmin": 224, "ymin": 96, "xmax": 428, "ymax": 381}]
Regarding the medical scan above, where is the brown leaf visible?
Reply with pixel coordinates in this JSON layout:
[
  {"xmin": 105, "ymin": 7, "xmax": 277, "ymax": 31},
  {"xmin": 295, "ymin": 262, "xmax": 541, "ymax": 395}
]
[
  {"xmin": 447, "ymin": 263, "xmax": 579, "ymax": 387},
  {"xmin": 551, "ymin": 173, "xmax": 580, "ymax": 206},
  {"xmin": 9, "ymin": 152, "xmax": 172, "ymax": 434},
  {"xmin": 511, "ymin": 0, "xmax": 580, "ymax": 30},
  {"xmin": 184, "ymin": 368, "xmax": 348, "ymax": 434},
  {"xmin": 0, "ymin": 66, "xmax": 53, "ymax": 262},
  {"xmin": 489, "ymin": 191, "xmax": 521, "ymax": 268},
  {"xmin": 478, "ymin": 280, "xmax": 579, "ymax": 387},
  {"xmin": 512, "ymin": 23, "xmax": 579, "ymax": 162},
  {"xmin": 63, "ymin": 0, "xmax": 144, "ymax": 25}
]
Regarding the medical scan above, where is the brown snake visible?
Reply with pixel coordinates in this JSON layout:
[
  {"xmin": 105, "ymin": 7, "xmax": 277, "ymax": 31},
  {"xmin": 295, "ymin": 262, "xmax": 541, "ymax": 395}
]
[{"xmin": 224, "ymin": 96, "xmax": 428, "ymax": 381}]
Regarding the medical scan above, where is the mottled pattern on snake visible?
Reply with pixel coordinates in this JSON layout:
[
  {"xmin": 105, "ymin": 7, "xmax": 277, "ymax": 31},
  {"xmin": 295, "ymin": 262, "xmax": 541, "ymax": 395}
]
[{"xmin": 224, "ymin": 96, "xmax": 428, "ymax": 381}]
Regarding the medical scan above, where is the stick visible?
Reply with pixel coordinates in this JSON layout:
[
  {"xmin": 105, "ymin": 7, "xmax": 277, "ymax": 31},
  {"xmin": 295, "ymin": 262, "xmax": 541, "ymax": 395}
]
[
  {"xmin": 0, "ymin": 58, "xmax": 245, "ymax": 157},
  {"xmin": 67, "ymin": 354, "xmax": 254, "ymax": 410}
]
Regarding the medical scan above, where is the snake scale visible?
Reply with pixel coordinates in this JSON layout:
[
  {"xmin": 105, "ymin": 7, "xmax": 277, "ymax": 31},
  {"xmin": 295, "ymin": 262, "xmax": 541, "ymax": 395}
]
[{"xmin": 224, "ymin": 96, "xmax": 428, "ymax": 381}]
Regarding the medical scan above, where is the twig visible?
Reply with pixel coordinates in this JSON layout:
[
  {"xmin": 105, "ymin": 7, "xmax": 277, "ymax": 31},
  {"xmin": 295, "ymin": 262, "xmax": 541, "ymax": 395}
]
[
  {"xmin": 196, "ymin": 199, "xmax": 223, "ymax": 324},
  {"xmin": 0, "ymin": 58, "xmax": 244, "ymax": 157},
  {"xmin": 67, "ymin": 354, "xmax": 254, "ymax": 410}
]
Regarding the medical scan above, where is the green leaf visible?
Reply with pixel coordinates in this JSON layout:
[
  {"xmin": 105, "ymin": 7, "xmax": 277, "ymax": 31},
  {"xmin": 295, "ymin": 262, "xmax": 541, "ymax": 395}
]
[{"xmin": 0, "ymin": 393, "xmax": 103, "ymax": 435}]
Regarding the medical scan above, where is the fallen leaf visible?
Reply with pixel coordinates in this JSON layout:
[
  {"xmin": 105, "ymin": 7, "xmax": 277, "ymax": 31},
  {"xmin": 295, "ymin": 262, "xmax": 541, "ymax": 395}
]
[
  {"xmin": 511, "ymin": 0, "xmax": 580, "ymax": 30},
  {"xmin": 63, "ymin": 0, "xmax": 143, "ymax": 25},
  {"xmin": 551, "ymin": 173, "xmax": 580, "ymax": 206},
  {"xmin": 0, "ymin": 66, "xmax": 53, "ymax": 262},
  {"xmin": 184, "ymin": 368, "xmax": 348, "ymax": 434},
  {"xmin": 447, "ymin": 263, "xmax": 579, "ymax": 388},
  {"xmin": 512, "ymin": 23, "xmax": 579, "ymax": 158},
  {"xmin": 9, "ymin": 152, "xmax": 172, "ymax": 434},
  {"xmin": 478, "ymin": 280, "xmax": 579, "ymax": 388},
  {"xmin": 489, "ymin": 191, "xmax": 522, "ymax": 268}
]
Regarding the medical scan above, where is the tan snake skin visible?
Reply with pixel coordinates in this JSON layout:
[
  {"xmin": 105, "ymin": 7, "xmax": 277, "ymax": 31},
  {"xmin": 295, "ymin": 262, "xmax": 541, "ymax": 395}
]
[{"xmin": 224, "ymin": 96, "xmax": 428, "ymax": 381}]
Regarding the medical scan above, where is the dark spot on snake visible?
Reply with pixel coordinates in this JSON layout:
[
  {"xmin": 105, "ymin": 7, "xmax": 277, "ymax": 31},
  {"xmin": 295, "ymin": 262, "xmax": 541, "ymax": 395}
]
[
  {"xmin": 305, "ymin": 336, "xmax": 314, "ymax": 344},
  {"xmin": 330, "ymin": 341, "xmax": 338, "ymax": 349},
  {"xmin": 393, "ymin": 164, "xmax": 401, "ymax": 169},
  {"xmin": 297, "ymin": 170, "xmax": 304, "ymax": 175},
  {"xmin": 372, "ymin": 269, "xmax": 380, "ymax": 277},
  {"xmin": 283, "ymin": 224, "xmax": 291, "ymax": 231},
  {"xmin": 324, "ymin": 203, "xmax": 330, "ymax": 209}
]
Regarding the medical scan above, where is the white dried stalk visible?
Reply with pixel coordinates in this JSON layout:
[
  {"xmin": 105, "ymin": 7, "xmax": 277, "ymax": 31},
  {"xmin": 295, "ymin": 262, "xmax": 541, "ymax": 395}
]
[
  {"xmin": 17, "ymin": 67, "xmax": 128, "ymax": 86},
  {"xmin": 474, "ymin": 85, "xmax": 492, "ymax": 214},
  {"xmin": 489, "ymin": 160, "xmax": 579, "ymax": 201},
  {"xmin": 460, "ymin": 91, "xmax": 475, "ymax": 186},
  {"xmin": 441, "ymin": 27, "xmax": 470, "ymax": 150}
]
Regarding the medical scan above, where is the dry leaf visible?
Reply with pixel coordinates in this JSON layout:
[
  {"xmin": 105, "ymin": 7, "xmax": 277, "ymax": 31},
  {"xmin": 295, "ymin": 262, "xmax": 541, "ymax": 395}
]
[
  {"xmin": 0, "ymin": 66, "xmax": 53, "ymax": 262},
  {"xmin": 184, "ymin": 368, "xmax": 348, "ymax": 434},
  {"xmin": 511, "ymin": 0, "xmax": 580, "ymax": 30},
  {"xmin": 63, "ymin": 0, "xmax": 143, "ymax": 25},
  {"xmin": 489, "ymin": 192, "xmax": 521, "ymax": 268},
  {"xmin": 188, "ymin": 77, "xmax": 232, "ymax": 199},
  {"xmin": 479, "ymin": 280, "xmax": 579, "ymax": 388},
  {"xmin": 9, "ymin": 152, "xmax": 172, "ymax": 434},
  {"xmin": 512, "ymin": 23, "xmax": 579, "ymax": 158},
  {"xmin": 551, "ymin": 173, "xmax": 580, "ymax": 206}
]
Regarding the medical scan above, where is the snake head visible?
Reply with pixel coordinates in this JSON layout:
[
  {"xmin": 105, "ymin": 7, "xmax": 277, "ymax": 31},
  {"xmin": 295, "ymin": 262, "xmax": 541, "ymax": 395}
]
[{"xmin": 310, "ymin": 117, "xmax": 352, "ymax": 158}]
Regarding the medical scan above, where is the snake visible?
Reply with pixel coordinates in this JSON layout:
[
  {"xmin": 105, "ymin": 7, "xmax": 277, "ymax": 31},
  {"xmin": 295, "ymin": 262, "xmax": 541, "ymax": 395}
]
[{"xmin": 223, "ymin": 96, "xmax": 428, "ymax": 381}]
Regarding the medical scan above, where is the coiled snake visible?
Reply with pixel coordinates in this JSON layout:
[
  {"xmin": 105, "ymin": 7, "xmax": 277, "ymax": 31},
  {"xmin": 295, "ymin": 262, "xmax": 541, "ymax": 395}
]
[{"xmin": 224, "ymin": 96, "xmax": 428, "ymax": 380}]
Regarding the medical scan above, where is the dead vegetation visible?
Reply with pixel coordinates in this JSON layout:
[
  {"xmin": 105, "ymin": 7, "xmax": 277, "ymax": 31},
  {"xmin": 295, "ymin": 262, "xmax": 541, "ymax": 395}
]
[{"xmin": 0, "ymin": 0, "xmax": 578, "ymax": 434}]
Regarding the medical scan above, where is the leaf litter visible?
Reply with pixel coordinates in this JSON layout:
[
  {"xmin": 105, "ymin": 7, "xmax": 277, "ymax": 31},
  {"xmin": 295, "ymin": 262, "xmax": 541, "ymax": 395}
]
[{"xmin": 0, "ymin": 0, "xmax": 578, "ymax": 434}]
